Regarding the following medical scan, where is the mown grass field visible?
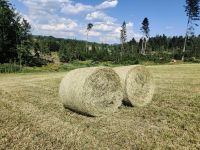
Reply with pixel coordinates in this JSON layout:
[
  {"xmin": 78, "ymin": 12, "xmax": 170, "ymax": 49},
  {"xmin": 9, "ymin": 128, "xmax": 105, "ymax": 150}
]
[{"xmin": 0, "ymin": 64, "xmax": 200, "ymax": 149}]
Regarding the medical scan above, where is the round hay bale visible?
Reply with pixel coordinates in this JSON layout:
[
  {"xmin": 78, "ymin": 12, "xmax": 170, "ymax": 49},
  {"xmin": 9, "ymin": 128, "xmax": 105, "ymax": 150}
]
[
  {"xmin": 59, "ymin": 67, "xmax": 123, "ymax": 117},
  {"xmin": 114, "ymin": 65, "xmax": 155, "ymax": 107}
]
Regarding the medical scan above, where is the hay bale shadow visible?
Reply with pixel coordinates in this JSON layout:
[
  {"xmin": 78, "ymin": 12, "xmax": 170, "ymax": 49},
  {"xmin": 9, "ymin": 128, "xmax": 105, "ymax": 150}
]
[{"xmin": 64, "ymin": 106, "xmax": 95, "ymax": 117}]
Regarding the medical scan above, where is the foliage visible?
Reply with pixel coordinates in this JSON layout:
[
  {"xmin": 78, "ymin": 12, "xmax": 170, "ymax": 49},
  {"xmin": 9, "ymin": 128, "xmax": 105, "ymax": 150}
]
[
  {"xmin": 85, "ymin": 23, "xmax": 94, "ymax": 52},
  {"xmin": 140, "ymin": 17, "xmax": 150, "ymax": 54},
  {"xmin": 141, "ymin": 17, "xmax": 150, "ymax": 38},
  {"xmin": 1, "ymin": 0, "xmax": 200, "ymax": 70},
  {"xmin": 185, "ymin": 57, "xmax": 200, "ymax": 63},
  {"xmin": 0, "ymin": 0, "xmax": 31, "ymax": 63},
  {"xmin": 139, "ymin": 52, "xmax": 172, "ymax": 64},
  {"xmin": 120, "ymin": 21, "xmax": 127, "ymax": 46},
  {"xmin": 87, "ymin": 23, "xmax": 93, "ymax": 31},
  {"xmin": 185, "ymin": 0, "xmax": 200, "ymax": 22},
  {"xmin": 0, "ymin": 63, "xmax": 21, "ymax": 73},
  {"xmin": 183, "ymin": 0, "xmax": 200, "ymax": 60}
]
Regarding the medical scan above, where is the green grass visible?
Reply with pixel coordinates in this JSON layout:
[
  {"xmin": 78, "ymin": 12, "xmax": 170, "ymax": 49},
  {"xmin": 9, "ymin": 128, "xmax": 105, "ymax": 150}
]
[
  {"xmin": 1, "ymin": 59, "xmax": 198, "ymax": 74},
  {"xmin": 0, "ymin": 63, "xmax": 21, "ymax": 73},
  {"xmin": 1, "ymin": 60, "xmax": 121, "ymax": 74},
  {"xmin": 0, "ymin": 64, "xmax": 200, "ymax": 149},
  {"xmin": 21, "ymin": 60, "xmax": 122, "ymax": 73}
]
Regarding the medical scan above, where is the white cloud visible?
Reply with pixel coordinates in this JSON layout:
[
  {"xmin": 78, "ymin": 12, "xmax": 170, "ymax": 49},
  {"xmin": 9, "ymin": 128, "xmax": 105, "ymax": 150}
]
[
  {"xmin": 126, "ymin": 22, "xmax": 142, "ymax": 41},
  {"xmin": 79, "ymin": 29, "xmax": 101, "ymax": 37},
  {"xmin": 61, "ymin": 0, "xmax": 118, "ymax": 14},
  {"xmin": 97, "ymin": 21, "xmax": 142, "ymax": 43},
  {"xmin": 18, "ymin": 0, "xmax": 144, "ymax": 43},
  {"xmin": 93, "ymin": 23, "xmax": 115, "ymax": 31},
  {"xmin": 61, "ymin": 2, "xmax": 93, "ymax": 14},
  {"xmin": 89, "ymin": 31, "xmax": 102, "ymax": 37},
  {"xmin": 19, "ymin": 0, "xmax": 78, "ymax": 38},
  {"xmin": 32, "ymin": 17, "xmax": 78, "ymax": 39},
  {"xmin": 96, "ymin": 0, "xmax": 118, "ymax": 9},
  {"xmin": 37, "ymin": 20, "xmax": 77, "ymax": 31},
  {"xmin": 35, "ymin": 30, "xmax": 75, "ymax": 39},
  {"xmin": 86, "ymin": 11, "xmax": 116, "ymax": 22},
  {"xmin": 20, "ymin": 0, "xmax": 63, "ymax": 14}
]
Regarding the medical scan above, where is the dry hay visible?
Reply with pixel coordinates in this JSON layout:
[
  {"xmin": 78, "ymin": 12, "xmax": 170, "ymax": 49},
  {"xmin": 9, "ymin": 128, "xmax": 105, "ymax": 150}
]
[
  {"xmin": 114, "ymin": 65, "xmax": 155, "ymax": 107},
  {"xmin": 59, "ymin": 67, "xmax": 123, "ymax": 117}
]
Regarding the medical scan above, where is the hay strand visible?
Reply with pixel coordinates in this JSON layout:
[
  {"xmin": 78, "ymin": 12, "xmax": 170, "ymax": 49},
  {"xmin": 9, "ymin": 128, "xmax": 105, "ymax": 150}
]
[
  {"xmin": 59, "ymin": 67, "xmax": 123, "ymax": 116},
  {"xmin": 114, "ymin": 65, "xmax": 155, "ymax": 107}
]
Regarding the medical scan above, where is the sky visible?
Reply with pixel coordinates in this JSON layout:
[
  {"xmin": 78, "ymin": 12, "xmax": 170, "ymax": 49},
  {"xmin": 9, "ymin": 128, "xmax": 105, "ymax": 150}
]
[{"xmin": 10, "ymin": 0, "xmax": 200, "ymax": 44}]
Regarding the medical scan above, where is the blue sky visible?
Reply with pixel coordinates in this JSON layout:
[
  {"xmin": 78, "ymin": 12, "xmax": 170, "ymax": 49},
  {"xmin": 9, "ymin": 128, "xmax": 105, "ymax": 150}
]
[{"xmin": 10, "ymin": 0, "xmax": 200, "ymax": 43}]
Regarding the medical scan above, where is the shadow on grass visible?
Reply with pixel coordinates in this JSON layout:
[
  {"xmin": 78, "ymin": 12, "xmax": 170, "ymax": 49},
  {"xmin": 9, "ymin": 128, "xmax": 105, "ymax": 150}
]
[{"xmin": 63, "ymin": 106, "xmax": 95, "ymax": 118}]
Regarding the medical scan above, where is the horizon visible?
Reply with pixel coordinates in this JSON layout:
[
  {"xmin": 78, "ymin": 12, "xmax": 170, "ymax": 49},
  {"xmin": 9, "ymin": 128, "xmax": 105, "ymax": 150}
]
[{"xmin": 11, "ymin": 0, "xmax": 200, "ymax": 44}]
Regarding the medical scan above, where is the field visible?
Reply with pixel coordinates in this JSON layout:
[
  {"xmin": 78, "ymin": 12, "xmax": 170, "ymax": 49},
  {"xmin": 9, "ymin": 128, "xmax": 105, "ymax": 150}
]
[{"xmin": 0, "ymin": 64, "xmax": 200, "ymax": 149}]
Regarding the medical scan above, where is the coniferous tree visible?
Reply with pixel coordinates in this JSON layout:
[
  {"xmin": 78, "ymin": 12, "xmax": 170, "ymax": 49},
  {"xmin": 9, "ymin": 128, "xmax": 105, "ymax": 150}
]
[
  {"xmin": 183, "ymin": 0, "xmax": 200, "ymax": 61},
  {"xmin": 86, "ymin": 23, "xmax": 93, "ymax": 52},
  {"xmin": 141, "ymin": 17, "xmax": 150, "ymax": 54},
  {"xmin": 120, "ymin": 21, "xmax": 127, "ymax": 51}
]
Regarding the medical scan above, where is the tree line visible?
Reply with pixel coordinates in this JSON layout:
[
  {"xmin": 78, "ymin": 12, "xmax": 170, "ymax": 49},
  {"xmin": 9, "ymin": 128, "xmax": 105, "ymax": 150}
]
[{"xmin": 33, "ymin": 34, "xmax": 200, "ymax": 64}]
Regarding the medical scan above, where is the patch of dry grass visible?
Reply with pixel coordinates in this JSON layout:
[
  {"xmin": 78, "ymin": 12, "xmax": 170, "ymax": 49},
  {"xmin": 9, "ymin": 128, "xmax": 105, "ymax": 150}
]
[{"xmin": 0, "ymin": 64, "xmax": 200, "ymax": 149}]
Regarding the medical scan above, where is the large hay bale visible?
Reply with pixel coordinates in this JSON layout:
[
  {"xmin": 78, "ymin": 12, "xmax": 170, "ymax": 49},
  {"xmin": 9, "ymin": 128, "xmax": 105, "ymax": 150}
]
[
  {"xmin": 114, "ymin": 65, "xmax": 155, "ymax": 107},
  {"xmin": 59, "ymin": 67, "xmax": 123, "ymax": 117}
]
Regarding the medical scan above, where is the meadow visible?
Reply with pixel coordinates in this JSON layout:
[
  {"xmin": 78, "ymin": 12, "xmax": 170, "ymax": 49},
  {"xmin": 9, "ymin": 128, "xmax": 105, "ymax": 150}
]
[{"xmin": 0, "ymin": 64, "xmax": 200, "ymax": 149}]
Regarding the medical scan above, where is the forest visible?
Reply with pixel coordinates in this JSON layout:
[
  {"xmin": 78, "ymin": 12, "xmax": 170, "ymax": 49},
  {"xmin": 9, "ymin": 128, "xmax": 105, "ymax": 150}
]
[{"xmin": 0, "ymin": 0, "xmax": 200, "ymax": 72}]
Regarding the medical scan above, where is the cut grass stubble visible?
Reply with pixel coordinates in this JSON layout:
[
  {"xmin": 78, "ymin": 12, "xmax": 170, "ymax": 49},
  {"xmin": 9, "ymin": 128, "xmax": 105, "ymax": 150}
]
[{"xmin": 1, "ymin": 64, "xmax": 200, "ymax": 149}]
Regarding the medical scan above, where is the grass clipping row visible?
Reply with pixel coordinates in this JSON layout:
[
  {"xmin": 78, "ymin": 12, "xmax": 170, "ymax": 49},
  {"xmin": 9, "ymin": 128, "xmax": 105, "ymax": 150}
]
[
  {"xmin": 59, "ymin": 67, "xmax": 123, "ymax": 117},
  {"xmin": 114, "ymin": 65, "xmax": 155, "ymax": 107}
]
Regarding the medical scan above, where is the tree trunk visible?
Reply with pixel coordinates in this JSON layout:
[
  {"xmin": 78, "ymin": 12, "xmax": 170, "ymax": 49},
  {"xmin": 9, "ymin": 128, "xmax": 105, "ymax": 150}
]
[
  {"xmin": 144, "ymin": 39, "xmax": 147, "ymax": 54},
  {"xmin": 121, "ymin": 43, "xmax": 124, "ymax": 51},
  {"xmin": 182, "ymin": 18, "xmax": 190, "ymax": 61},
  {"xmin": 182, "ymin": 36, "xmax": 187, "ymax": 61},
  {"xmin": 141, "ymin": 38, "xmax": 144, "ymax": 54},
  {"xmin": 18, "ymin": 50, "xmax": 22, "ymax": 71},
  {"xmin": 19, "ymin": 55, "xmax": 22, "ymax": 71},
  {"xmin": 86, "ymin": 31, "xmax": 89, "ymax": 53}
]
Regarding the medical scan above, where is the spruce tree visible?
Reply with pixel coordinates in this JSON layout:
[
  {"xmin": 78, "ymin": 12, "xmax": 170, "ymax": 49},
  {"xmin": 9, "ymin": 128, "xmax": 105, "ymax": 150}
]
[
  {"xmin": 86, "ymin": 23, "xmax": 93, "ymax": 52},
  {"xmin": 141, "ymin": 17, "xmax": 150, "ymax": 54},
  {"xmin": 183, "ymin": 0, "xmax": 200, "ymax": 61},
  {"xmin": 120, "ymin": 21, "xmax": 127, "ymax": 51}
]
